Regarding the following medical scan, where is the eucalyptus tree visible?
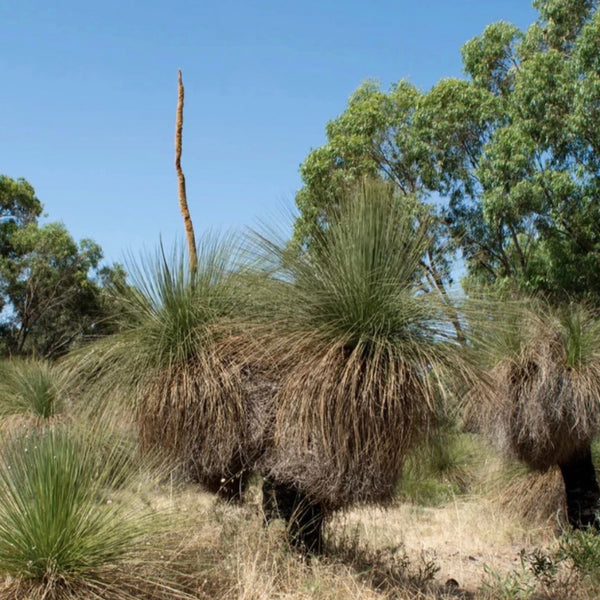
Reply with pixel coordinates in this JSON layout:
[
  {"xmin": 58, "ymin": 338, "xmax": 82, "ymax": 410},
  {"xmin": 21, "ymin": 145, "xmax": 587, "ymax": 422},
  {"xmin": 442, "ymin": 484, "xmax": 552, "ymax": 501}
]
[
  {"xmin": 296, "ymin": 1, "xmax": 600, "ymax": 300},
  {"xmin": 0, "ymin": 175, "xmax": 42, "ymax": 262},
  {"xmin": 431, "ymin": 0, "xmax": 600, "ymax": 298},
  {"xmin": 0, "ymin": 175, "xmax": 124, "ymax": 359}
]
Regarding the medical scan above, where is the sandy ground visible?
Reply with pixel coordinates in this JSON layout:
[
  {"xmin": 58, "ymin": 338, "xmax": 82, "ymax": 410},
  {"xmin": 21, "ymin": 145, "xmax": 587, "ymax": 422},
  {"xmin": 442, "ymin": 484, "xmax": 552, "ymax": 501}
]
[
  {"xmin": 332, "ymin": 498, "xmax": 557, "ymax": 593},
  {"xmin": 155, "ymin": 482, "xmax": 562, "ymax": 598}
]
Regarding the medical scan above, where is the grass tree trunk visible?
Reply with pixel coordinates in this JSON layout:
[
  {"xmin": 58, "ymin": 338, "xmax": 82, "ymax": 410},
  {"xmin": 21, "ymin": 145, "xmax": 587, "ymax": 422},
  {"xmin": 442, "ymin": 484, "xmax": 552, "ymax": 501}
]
[
  {"xmin": 201, "ymin": 469, "xmax": 251, "ymax": 503},
  {"xmin": 175, "ymin": 69, "xmax": 198, "ymax": 274},
  {"xmin": 262, "ymin": 478, "xmax": 325, "ymax": 554},
  {"xmin": 558, "ymin": 445, "xmax": 600, "ymax": 529}
]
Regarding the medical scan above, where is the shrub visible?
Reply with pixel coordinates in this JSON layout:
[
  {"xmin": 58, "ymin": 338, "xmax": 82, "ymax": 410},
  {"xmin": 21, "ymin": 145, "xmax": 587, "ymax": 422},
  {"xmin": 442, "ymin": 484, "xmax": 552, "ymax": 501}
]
[
  {"xmin": 0, "ymin": 424, "xmax": 163, "ymax": 597},
  {"xmin": 0, "ymin": 359, "xmax": 66, "ymax": 420}
]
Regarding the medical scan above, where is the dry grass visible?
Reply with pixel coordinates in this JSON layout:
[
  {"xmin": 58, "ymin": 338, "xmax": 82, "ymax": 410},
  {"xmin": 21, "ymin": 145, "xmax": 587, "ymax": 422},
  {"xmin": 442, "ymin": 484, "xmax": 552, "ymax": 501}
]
[
  {"xmin": 1, "ymin": 461, "xmax": 596, "ymax": 600},
  {"xmin": 330, "ymin": 498, "xmax": 553, "ymax": 594},
  {"xmin": 31, "ymin": 477, "xmax": 569, "ymax": 600},
  {"xmin": 487, "ymin": 463, "xmax": 568, "ymax": 527},
  {"xmin": 141, "ymin": 485, "xmax": 388, "ymax": 600},
  {"xmin": 139, "ymin": 343, "xmax": 252, "ymax": 484},
  {"xmin": 264, "ymin": 339, "xmax": 432, "ymax": 508}
]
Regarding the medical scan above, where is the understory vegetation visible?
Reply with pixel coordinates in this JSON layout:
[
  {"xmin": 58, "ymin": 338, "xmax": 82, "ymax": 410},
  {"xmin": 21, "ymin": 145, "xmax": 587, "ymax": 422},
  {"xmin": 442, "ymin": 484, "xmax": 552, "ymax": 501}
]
[
  {"xmin": 0, "ymin": 403, "xmax": 598, "ymax": 600},
  {"xmin": 3, "ymin": 1, "xmax": 600, "ymax": 598},
  {"xmin": 0, "ymin": 223, "xmax": 599, "ymax": 598}
]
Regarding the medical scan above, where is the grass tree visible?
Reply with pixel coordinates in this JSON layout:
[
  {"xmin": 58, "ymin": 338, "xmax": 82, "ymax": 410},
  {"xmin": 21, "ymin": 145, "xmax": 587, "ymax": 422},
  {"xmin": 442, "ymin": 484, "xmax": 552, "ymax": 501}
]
[
  {"xmin": 254, "ymin": 181, "xmax": 471, "ymax": 552},
  {"xmin": 467, "ymin": 299, "xmax": 600, "ymax": 529},
  {"xmin": 0, "ymin": 424, "xmax": 167, "ymax": 599},
  {"xmin": 70, "ymin": 235, "xmax": 266, "ymax": 500},
  {"xmin": 0, "ymin": 358, "xmax": 67, "ymax": 421}
]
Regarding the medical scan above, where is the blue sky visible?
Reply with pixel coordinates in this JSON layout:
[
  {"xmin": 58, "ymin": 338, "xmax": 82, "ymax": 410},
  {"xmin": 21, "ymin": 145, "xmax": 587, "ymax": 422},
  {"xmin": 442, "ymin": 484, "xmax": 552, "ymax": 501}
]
[{"xmin": 1, "ymin": 1, "xmax": 538, "ymax": 267}]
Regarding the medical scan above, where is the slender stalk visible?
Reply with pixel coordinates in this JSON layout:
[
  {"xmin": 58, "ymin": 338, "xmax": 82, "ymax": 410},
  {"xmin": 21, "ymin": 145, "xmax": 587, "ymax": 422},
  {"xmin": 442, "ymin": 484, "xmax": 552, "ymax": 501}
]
[{"xmin": 175, "ymin": 69, "xmax": 198, "ymax": 274}]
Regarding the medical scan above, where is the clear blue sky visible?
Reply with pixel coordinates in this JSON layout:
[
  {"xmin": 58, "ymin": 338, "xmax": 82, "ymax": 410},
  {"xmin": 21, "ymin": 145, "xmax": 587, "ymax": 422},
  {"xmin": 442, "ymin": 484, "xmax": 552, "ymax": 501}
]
[{"xmin": 1, "ymin": 1, "xmax": 537, "ymax": 267}]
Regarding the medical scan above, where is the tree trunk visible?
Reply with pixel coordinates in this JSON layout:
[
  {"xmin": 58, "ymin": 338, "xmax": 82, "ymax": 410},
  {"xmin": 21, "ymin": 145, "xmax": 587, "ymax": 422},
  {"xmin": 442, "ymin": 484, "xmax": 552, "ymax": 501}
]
[
  {"xmin": 201, "ymin": 470, "xmax": 250, "ymax": 503},
  {"xmin": 558, "ymin": 445, "xmax": 600, "ymax": 529},
  {"xmin": 262, "ymin": 478, "xmax": 325, "ymax": 554}
]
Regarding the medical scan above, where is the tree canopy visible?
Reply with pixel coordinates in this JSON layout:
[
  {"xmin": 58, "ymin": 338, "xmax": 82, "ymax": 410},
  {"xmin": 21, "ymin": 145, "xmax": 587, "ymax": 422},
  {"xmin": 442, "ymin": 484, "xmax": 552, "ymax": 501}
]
[
  {"xmin": 0, "ymin": 175, "xmax": 124, "ymax": 359},
  {"xmin": 295, "ymin": 0, "xmax": 600, "ymax": 303}
]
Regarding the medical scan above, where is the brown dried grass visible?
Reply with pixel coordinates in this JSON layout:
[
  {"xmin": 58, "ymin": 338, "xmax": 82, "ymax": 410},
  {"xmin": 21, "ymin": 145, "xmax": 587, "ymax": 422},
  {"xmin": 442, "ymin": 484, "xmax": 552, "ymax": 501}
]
[
  {"xmin": 139, "ymin": 341, "xmax": 274, "ymax": 486},
  {"xmin": 488, "ymin": 463, "xmax": 567, "ymax": 526},
  {"xmin": 263, "ymin": 338, "xmax": 433, "ymax": 509}
]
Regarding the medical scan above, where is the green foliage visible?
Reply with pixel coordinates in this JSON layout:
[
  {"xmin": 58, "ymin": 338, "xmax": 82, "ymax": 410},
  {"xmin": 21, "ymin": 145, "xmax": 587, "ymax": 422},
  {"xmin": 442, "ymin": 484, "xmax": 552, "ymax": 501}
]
[
  {"xmin": 291, "ymin": 187, "xmax": 434, "ymax": 347},
  {"xmin": 294, "ymin": 80, "xmax": 425, "ymax": 247},
  {"xmin": 83, "ymin": 234, "xmax": 247, "ymax": 381},
  {"xmin": 0, "ymin": 175, "xmax": 42, "ymax": 264},
  {"xmin": 0, "ymin": 222, "xmax": 125, "ymax": 358},
  {"xmin": 472, "ymin": 297, "xmax": 600, "ymax": 371},
  {"xmin": 453, "ymin": 2, "xmax": 600, "ymax": 299},
  {"xmin": 461, "ymin": 22, "xmax": 522, "ymax": 94},
  {"xmin": 481, "ymin": 564, "xmax": 536, "ymax": 600},
  {"xmin": 264, "ymin": 181, "xmax": 448, "ymax": 356},
  {"xmin": 559, "ymin": 303, "xmax": 600, "ymax": 369},
  {"xmin": 0, "ymin": 359, "xmax": 66, "ymax": 420},
  {"xmin": 293, "ymin": 81, "xmax": 460, "ymax": 321},
  {"xmin": 481, "ymin": 529, "xmax": 600, "ymax": 599},
  {"xmin": 558, "ymin": 529, "xmax": 600, "ymax": 582},
  {"xmin": 0, "ymin": 175, "xmax": 125, "ymax": 359},
  {"xmin": 0, "ymin": 425, "xmax": 159, "ymax": 589},
  {"xmin": 296, "ymin": 3, "xmax": 600, "ymax": 304},
  {"xmin": 398, "ymin": 431, "xmax": 484, "ymax": 506}
]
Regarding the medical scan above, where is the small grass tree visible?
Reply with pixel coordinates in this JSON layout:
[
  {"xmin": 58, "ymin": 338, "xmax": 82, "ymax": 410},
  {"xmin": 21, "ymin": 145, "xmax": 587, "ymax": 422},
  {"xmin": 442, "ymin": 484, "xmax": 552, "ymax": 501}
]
[
  {"xmin": 0, "ymin": 424, "xmax": 165, "ymax": 599},
  {"xmin": 254, "ymin": 181, "xmax": 471, "ymax": 552},
  {"xmin": 0, "ymin": 358, "xmax": 67, "ymax": 422},
  {"xmin": 467, "ymin": 298, "xmax": 600, "ymax": 529},
  {"xmin": 71, "ymin": 236, "xmax": 265, "ymax": 500}
]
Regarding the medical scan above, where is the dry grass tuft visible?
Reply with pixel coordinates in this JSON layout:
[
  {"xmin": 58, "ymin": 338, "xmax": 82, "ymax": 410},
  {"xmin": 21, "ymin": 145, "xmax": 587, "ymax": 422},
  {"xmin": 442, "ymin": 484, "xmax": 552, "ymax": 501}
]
[
  {"xmin": 488, "ymin": 463, "xmax": 568, "ymax": 527},
  {"xmin": 264, "ymin": 339, "xmax": 431, "ymax": 508},
  {"xmin": 139, "ymin": 342, "xmax": 249, "ymax": 483}
]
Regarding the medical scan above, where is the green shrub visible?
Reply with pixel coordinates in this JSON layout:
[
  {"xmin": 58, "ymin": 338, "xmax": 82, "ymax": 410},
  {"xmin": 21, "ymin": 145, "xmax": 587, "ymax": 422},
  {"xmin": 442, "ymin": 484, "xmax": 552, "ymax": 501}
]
[
  {"xmin": 397, "ymin": 431, "xmax": 485, "ymax": 506},
  {"xmin": 0, "ymin": 359, "xmax": 66, "ymax": 420},
  {"xmin": 480, "ymin": 564, "xmax": 536, "ymax": 600},
  {"xmin": 558, "ymin": 529, "xmax": 600, "ymax": 582},
  {"xmin": 0, "ymin": 425, "xmax": 161, "ymax": 595}
]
